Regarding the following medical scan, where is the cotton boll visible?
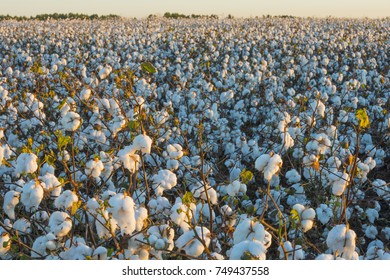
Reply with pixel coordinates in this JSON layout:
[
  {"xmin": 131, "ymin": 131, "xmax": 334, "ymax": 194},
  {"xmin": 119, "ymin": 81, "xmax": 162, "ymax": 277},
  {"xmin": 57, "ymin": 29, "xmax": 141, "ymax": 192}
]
[
  {"xmin": 326, "ymin": 224, "xmax": 357, "ymax": 259},
  {"xmin": 16, "ymin": 153, "xmax": 38, "ymax": 174},
  {"xmin": 80, "ymin": 88, "xmax": 91, "ymax": 101},
  {"xmin": 3, "ymin": 190, "xmax": 20, "ymax": 220},
  {"xmin": 233, "ymin": 219, "xmax": 265, "ymax": 245},
  {"xmin": 54, "ymin": 190, "xmax": 78, "ymax": 210},
  {"xmin": 331, "ymin": 173, "xmax": 350, "ymax": 196},
  {"xmin": 255, "ymin": 154, "xmax": 270, "ymax": 172},
  {"xmin": 92, "ymin": 246, "xmax": 108, "ymax": 260},
  {"xmin": 31, "ymin": 233, "xmax": 57, "ymax": 258},
  {"xmin": 13, "ymin": 218, "xmax": 31, "ymax": 235},
  {"xmin": 133, "ymin": 134, "xmax": 152, "ymax": 154},
  {"xmin": 99, "ymin": 65, "xmax": 112, "ymax": 80},
  {"xmin": 229, "ymin": 240, "xmax": 266, "ymax": 260},
  {"xmin": 285, "ymin": 169, "xmax": 301, "ymax": 184},
  {"xmin": 21, "ymin": 180, "xmax": 44, "ymax": 212},
  {"xmin": 39, "ymin": 173, "xmax": 62, "ymax": 198},
  {"xmin": 108, "ymin": 193, "xmax": 136, "ymax": 235},
  {"xmin": 226, "ymin": 180, "xmax": 247, "ymax": 196},
  {"xmin": 316, "ymin": 204, "xmax": 333, "ymax": 225},
  {"xmin": 170, "ymin": 197, "xmax": 196, "ymax": 232},
  {"xmin": 365, "ymin": 208, "xmax": 379, "ymax": 223},
  {"xmin": 365, "ymin": 225, "xmax": 378, "ymax": 239},
  {"xmin": 175, "ymin": 226, "xmax": 210, "ymax": 257},
  {"xmin": 152, "ymin": 169, "xmax": 177, "ymax": 196},
  {"xmin": 263, "ymin": 154, "xmax": 283, "ymax": 181},
  {"xmin": 118, "ymin": 145, "xmax": 140, "ymax": 173},
  {"xmin": 49, "ymin": 211, "xmax": 72, "ymax": 238},
  {"xmin": 60, "ymin": 237, "xmax": 93, "ymax": 260},
  {"xmin": 135, "ymin": 207, "xmax": 148, "ymax": 231},
  {"xmin": 193, "ymin": 184, "xmax": 218, "ymax": 204},
  {"xmin": 316, "ymin": 254, "xmax": 335, "ymax": 260},
  {"xmin": 278, "ymin": 241, "xmax": 304, "ymax": 260},
  {"xmin": 61, "ymin": 111, "xmax": 81, "ymax": 131},
  {"xmin": 166, "ymin": 144, "xmax": 184, "ymax": 159},
  {"xmin": 85, "ymin": 158, "xmax": 104, "ymax": 178}
]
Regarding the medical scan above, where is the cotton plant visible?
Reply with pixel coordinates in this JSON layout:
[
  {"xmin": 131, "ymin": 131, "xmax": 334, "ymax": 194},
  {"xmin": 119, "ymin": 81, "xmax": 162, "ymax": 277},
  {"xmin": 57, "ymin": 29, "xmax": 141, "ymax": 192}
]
[
  {"xmin": 278, "ymin": 241, "xmax": 305, "ymax": 260},
  {"xmin": 290, "ymin": 204, "xmax": 316, "ymax": 233}
]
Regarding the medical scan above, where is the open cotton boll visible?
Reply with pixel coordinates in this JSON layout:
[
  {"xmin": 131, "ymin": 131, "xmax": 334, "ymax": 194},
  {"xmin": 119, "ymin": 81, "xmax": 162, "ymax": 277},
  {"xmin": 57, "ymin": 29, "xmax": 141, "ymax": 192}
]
[
  {"xmin": 108, "ymin": 193, "xmax": 136, "ymax": 235},
  {"xmin": 192, "ymin": 184, "xmax": 218, "ymax": 204},
  {"xmin": 326, "ymin": 224, "xmax": 357, "ymax": 260},
  {"xmin": 31, "ymin": 233, "xmax": 58, "ymax": 259},
  {"xmin": 133, "ymin": 134, "xmax": 152, "ymax": 154},
  {"xmin": 285, "ymin": 169, "xmax": 301, "ymax": 184},
  {"xmin": 170, "ymin": 197, "xmax": 196, "ymax": 232},
  {"xmin": 85, "ymin": 158, "xmax": 104, "ymax": 178},
  {"xmin": 80, "ymin": 88, "xmax": 91, "ymax": 101},
  {"xmin": 152, "ymin": 169, "xmax": 177, "ymax": 196},
  {"xmin": 118, "ymin": 145, "xmax": 140, "ymax": 173},
  {"xmin": 293, "ymin": 204, "xmax": 316, "ymax": 232},
  {"xmin": 54, "ymin": 190, "xmax": 78, "ymax": 210},
  {"xmin": 365, "ymin": 225, "xmax": 378, "ymax": 239},
  {"xmin": 263, "ymin": 154, "xmax": 283, "ymax": 181},
  {"xmin": 278, "ymin": 241, "xmax": 304, "ymax": 260},
  {"xmin": 365, "ymin": 208, "xmax": 379, "ymax": 224},
  {"xmin": 99, "ymin": 65, "xmax": 112, "ymax": 80},
  {"xmin": 15, "ymin": 153, "xmax": 38, "ymax": 174},
  {"xmin": 49, "ymin": 211, "xmax": 72, "ymax": 238},
  {"xmin": 135, "ymin": 207, "xmax": 148, "ymax": 231},
  {"xmin": 92, "ymin": 246, "xmax": 108, "ymax": 260},
  {"xmin": 330, "ymin": 172, "xmax": 350, "ymax": 196},
  {"xmin": 226, "ymin": 180, "xmax": 247, "ymax": 196},
  {"xmin": 229, "ymin": 240, "xmax": 266, "ymax": 260},
  {"xmin": 3, "ymin": 190, "xmax": 20, "ymax": 220},
  {"xmin": 233, "ymin": 219, "xmax": 266, "ymax": 245},
  {"xmin": 316, "ymin": 204, "xmax": 333, "ymax": 225},
  {"xmin": 175, "ymin": 226, "xmax": 210, "ymax": 258},
  {"xmin": 166, "ymin": 144, "xmax": 184, "ymax": 159},
  {"xmin": 95, "ymin": 209, "xmax": 118, "ymax": 239},
  {"xmin": 39, "ymin": 173, "xmax": 62, "ymax": 198},
  {"xmin": 61, "ymin": 111, "xmax": 81, "ymax": 131},
  {"xmin": 21, "ymin": 180, "xmax": 44, "ymax": 212},
  {"xmin": 60, "ymin": 237, "xmax": 93, "ymax": 260},
  {"xmin": 255, "ymin": 154, "xmax": 270, "ymax": 172},
  {"xmin": 13, "ymin": 218, "xmax": 31, "ymax": 235}
]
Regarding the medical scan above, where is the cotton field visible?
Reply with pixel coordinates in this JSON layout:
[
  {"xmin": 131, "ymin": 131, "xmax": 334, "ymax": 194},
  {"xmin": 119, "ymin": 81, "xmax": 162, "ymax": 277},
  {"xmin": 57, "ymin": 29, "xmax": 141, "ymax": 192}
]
[{"xmin": 0, "ymin": 16, "xmax": 389, "ymax": 260}]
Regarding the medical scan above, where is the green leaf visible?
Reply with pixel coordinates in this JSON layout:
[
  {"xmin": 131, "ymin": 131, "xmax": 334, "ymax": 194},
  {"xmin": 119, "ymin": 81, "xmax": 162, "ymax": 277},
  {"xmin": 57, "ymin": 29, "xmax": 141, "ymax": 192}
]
[
  {"xmin": 240, "ymin": 169, "xmax": 253, "ymax": 184},
  {"xmin": 127, "ymin": 120, "xmax": 140, "ymax": 130},
  {"xmin": 70, "ymin": 200, "xmax": 82, "ymax": 216},
  {"xmin": 182, "ymin": 191, "xmax": 195, "ymax": 205},
  {"xmin": 355, "ymin": 108, "xmax": 370, "ymax": 129},
  {"xmin": 141, "ymin": 62, "xmax": 157, "ymax": 74}
]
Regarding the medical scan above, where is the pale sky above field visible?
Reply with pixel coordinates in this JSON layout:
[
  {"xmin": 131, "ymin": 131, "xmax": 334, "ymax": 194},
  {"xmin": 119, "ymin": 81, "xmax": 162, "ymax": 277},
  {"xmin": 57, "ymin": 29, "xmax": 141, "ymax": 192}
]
[{"xmin": 1, "ymin": 0, "xmax": 389, "ymax": 18}]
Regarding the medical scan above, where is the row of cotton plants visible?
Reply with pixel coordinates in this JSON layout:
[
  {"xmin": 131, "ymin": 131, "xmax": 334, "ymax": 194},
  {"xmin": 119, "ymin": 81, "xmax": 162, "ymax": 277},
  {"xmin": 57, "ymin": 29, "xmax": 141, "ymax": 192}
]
[{"xmin": 0, "ymin": 16, "xmax": 389, "ymax": 260}]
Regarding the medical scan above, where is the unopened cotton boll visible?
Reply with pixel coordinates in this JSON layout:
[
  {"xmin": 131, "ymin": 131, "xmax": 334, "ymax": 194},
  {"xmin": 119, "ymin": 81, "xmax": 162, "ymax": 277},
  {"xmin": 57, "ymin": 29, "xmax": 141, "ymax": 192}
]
[
  {"xmin": 16, "ymin": 153, "xmax": 38, "ymax": 174},
  {"xmin": 133, "ymin": 134, "xmax": 152, "ymax": 154}
]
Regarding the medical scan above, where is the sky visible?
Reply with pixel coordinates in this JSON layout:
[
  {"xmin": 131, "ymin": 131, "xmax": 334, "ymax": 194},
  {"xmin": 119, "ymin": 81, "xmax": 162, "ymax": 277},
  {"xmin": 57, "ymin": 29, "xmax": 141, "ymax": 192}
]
[{"xmin": 1, "ymin": 0, "xmax": 389, "ymax": 18}]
